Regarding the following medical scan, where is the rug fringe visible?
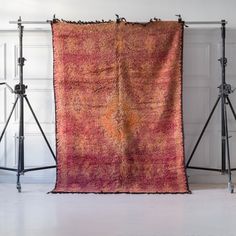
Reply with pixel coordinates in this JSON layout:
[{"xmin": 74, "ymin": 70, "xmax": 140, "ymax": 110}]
[{"xmin": 48, "ymin": 190, "xmax": 192, "ymax": 194}]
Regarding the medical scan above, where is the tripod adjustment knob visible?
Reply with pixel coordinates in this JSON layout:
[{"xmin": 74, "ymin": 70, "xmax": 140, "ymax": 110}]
[
  {"xmin": 218, "ymin": 57, "xmax": 227, "ymax": 66},
  {"xmin": 14, "ymin": 84, "xmax": 27, "ymax": 95},
  {"xmin": 218, "ymin": 83, "xmax": 234, "ymax": 95},
  {"xmin": 18, "ymin": 57, "xmax": 26, "ymax": 66}
]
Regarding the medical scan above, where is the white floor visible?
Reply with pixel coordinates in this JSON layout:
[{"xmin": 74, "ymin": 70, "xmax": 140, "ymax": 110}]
[{"xmin": 0, "ymin": 184, "xmax": 236, "ymax": 236}]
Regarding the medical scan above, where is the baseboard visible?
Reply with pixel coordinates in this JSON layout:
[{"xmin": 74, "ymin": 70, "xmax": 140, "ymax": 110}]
[
  {"xmin": 187, "ymin": 169, "xmax": 236, "ymax": 184},
  {"xmin": 0, "ymin": 169, "xmax": 56, "ymax": 184},
  {"xmin": 1, "ymin": 169, "xmax": 235, "ymax": 185}
]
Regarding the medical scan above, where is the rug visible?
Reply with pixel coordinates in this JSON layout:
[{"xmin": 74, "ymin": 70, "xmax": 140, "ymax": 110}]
[{"xmin": 51, "ymin": 19, "xmax": 190, "ymax": 193}]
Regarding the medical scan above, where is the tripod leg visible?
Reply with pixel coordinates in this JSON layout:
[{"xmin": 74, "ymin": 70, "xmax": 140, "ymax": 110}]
[
  {"xmin": 226, "ymin": 97, "xmax": 236, "ymax": 120},
  {"xmin": 224, "ymin": 99, "xmax": 234, "ymax": 193},
  {"xmin": 0, "ymin": 96, "xmax": 19, "ymax": 142},
  {"xmin": 16, "ymin": 172, "xmax": 21, "ymax": 192},
  {"xmin": 186, "ymin": 96, "xmax": 221, "ymax": 167},
  {"xmin": 24, "ymin": 96, "xmax": 56, "ymax": 161},
  {"xmin": 16, "ymin": 95, "xmax": 24, "ymax": 193},
  {"xmin": 221, "ymin": 95, "xmax": 227, "ymax": 172}
]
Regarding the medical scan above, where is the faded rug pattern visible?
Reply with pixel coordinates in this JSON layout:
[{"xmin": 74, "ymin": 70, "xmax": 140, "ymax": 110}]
[{"xmin": 51, "ymin": 20, "xmax": 189, "ymax": 193}]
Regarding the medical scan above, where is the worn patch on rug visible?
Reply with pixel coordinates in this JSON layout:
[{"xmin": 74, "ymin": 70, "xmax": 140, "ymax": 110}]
[{"xmin": 51, "ymin": 19, "xmax": 190, "ymax": 193}]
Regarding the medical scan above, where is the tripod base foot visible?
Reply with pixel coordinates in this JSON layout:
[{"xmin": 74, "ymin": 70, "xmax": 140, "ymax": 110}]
[
  {"xmin": 17, "ymin": 183, "xmax": 21, "ymax": 193},
  {"xmin": 228, "ymin": 182, "xmax": 234, "ymax": 193}
]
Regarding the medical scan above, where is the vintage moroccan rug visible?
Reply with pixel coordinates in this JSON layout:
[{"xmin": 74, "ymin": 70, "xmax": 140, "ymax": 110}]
[{"xmin": 51, "ymin": 19, "xmax": 190, "ymax": 193}]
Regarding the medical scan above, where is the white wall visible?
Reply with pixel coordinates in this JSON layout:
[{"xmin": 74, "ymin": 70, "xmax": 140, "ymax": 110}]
[{"xmin": 0, "ymin": 0, "xmax": 236, "ymax": 29}]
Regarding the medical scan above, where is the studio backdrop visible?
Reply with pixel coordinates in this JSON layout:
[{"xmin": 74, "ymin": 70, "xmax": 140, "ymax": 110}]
[{"xmin": 51, "ymin": 19, "xmax": 189, "ymax": 193}]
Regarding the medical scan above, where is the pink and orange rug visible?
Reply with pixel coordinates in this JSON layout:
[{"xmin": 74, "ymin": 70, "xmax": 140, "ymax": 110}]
[{"xmin": 51, "ymin": 20, "xmax": 189, "ymax": 193}]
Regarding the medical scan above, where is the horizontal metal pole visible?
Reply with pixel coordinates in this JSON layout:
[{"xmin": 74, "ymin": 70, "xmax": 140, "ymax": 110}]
[
  {"xmin": 9, "ymin": 20, "xmax": 51, "ymax": 24},
  {"xmin": 0, "ymin": 166, "xmax": 17, "ymax": 172},
  {"xmin": 23, "ymin": 165, "xmax": 56, "ymax": 173},
  {"xmin": 187, "ymin": 166, "xmax": 236, "ymax": 172},
  {"xmin": 187, "ymin": 166, "xmax": 222, "ymax": 172},
  {"xmin": 185, "ymin": 21, "xmax": 227, "ymax": 25},
  {"xmin": 9, "ymin": 20, "xmax": 227, "ymax": 25}
]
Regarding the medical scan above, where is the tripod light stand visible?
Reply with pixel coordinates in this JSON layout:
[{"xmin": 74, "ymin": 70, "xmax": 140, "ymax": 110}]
[
  {"xmin": 0, "ymin": 17, "xmax": 56, "ymax": 192},
  {"xmin": 185, "ymin": 20, "xmax": 236, "ymax": 193}
]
